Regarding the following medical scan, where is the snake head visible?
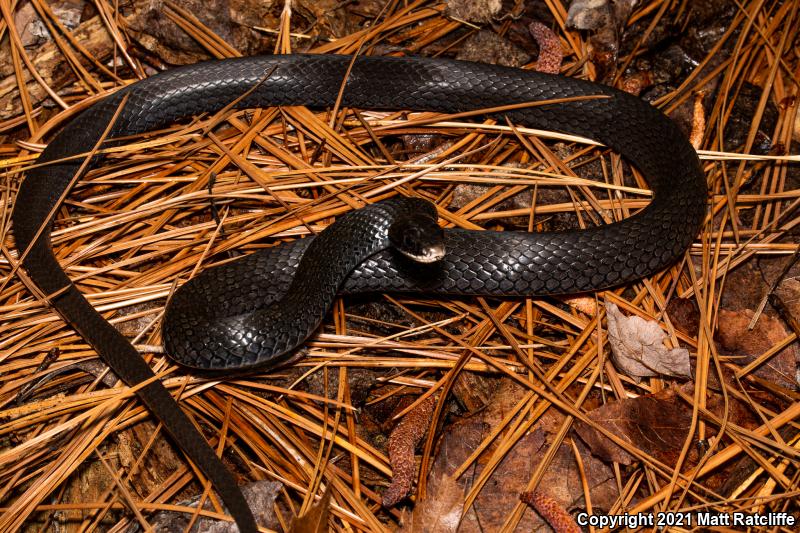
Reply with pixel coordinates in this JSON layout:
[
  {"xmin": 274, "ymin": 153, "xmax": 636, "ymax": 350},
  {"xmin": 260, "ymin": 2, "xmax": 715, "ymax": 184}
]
[{"xmin": 388, "ymin": 213, "xmax": 445, "ymax": 263}]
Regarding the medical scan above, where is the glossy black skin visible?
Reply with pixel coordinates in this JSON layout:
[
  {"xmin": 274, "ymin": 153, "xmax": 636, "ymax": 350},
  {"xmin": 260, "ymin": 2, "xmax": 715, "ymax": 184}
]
[
  {"xmin": 387, "ymin": 211, "xmax": 445, "ymax": 263},
  {"xmin": 12, "ymin": 55, "xmax": 706, "ymax": 532},
  {"xmin": 163, "ymin": 197, "xmax": 439, "ymax": 369}
]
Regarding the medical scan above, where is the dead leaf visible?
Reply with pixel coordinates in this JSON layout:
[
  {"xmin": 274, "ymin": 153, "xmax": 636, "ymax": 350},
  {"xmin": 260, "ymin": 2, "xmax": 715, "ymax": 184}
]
[
  {"xmin": 397, "ymin": 473, "xmax": 464, "ymax": 533},
  {"xmin": 564, "ymin": 296, "xmax": 597, "ymax": 316},
  {"xmin": 126, "ymin": 0, "xmax": 237, "ymax": 64},
  {"xmin": 565, "ymin": 0, "xmax": 638, "ymax": 78},
  {"xmin": 666, "ymin": 297, "xmax": 700, "ymax": 338},
  {"xmin": 605, "ymin": 302, "xmax": 691, "ymax": 380},
  {"xmin": 575, "ymin": 384, "xmax": 759, "ymax": 469},
  {"xmin": 575, "ymin": 387, "xmax": 694, "ymax": 465},
  {"xmin": 290, "ymin": 486, "xmax": 332, "ymax": 533},
  {"xmin": 422, "ymin": 381, "xmax": 617, "ymax": 532},
  {"xmin": 716, "ymin": 308, "xmax": 799, "ymax": 390}
]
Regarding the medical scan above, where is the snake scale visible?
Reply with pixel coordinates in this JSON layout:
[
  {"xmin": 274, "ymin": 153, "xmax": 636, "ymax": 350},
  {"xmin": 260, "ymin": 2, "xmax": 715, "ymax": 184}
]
[{"xmin": 12, "ymin": 54, "xmax": 706, "ymax": 531}]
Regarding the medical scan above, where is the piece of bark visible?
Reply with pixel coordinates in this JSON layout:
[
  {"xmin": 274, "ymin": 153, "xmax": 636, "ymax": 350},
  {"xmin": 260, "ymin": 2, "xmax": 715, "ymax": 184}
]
[
  {"xmin": 0, "ymin": 15, "xmax": 114, "ymax": 118},
  {"xmin": 771, "ymin": 277, "xmax": 800, "ymax": 338}
]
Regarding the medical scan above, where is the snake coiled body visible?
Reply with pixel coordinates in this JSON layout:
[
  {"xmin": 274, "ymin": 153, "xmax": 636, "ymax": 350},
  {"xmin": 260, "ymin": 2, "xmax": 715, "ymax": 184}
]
[{"xmin": 12, "ymin": 55, "xmax": 706, "ymax": 532}]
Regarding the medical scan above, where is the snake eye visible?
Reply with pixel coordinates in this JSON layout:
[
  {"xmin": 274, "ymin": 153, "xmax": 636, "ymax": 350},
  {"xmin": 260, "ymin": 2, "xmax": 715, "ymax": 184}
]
[{"xmin": 404, "ymin": 227, "xmax": 422, "ymax": 248}]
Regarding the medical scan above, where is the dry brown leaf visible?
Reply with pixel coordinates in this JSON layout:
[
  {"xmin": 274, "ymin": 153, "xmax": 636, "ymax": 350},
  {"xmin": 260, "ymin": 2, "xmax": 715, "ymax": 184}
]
[
  {"xmin": 396, "ymin": 472, "xmax": 464, "ymax": 533},
  {"xmin": 717, "ymin": 308, "xmax": 799, "ymax": 390},
  {"xmin": 575, "ymin": 384, "xmax": 759, "ymax": 469},
  {"xmin": 565, "ymin": 0, "xmax": 637, "ymax": 76},
  {"xmin": 289, "ymin": 486, "xmax": 332, "ymax": 533},
  {"xmin": 690, "ymin": 92, "xmax": 707, "ymax": 149},
  {"xmin": 666, "ymin": 297, "xmax": 700, "ymax": 338},
  {"xmin": 794, "ymin": 105, "xmax": 800, "ymax": 142},
  {"xmin": 425, "ymin": 382, "xmax": 617, "ymax": 531},
  {"xmin": 564, "ymin": 295, "xmax": 597, "ymax": 316},
  {"xmin": 574, "ymin": 387, "xmax": 695, "ymax": 465},
  {"xmin": 605, "ymin": 302, "xmax": 691, "ymax": 380}
]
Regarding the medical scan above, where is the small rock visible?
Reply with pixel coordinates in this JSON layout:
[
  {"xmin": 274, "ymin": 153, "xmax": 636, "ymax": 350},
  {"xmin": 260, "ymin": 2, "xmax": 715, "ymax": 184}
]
[
  {"xmin": 444, "ymin": 0, "xmax": 502, "ymax": 24},
  {"xmin": 455, "ymin": 30, "xmax": 531, "ymax": 68}
]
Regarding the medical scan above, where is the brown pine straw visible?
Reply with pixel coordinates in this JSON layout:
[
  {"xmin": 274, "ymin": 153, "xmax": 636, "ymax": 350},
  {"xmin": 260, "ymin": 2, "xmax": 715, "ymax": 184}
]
[{"xmin": 1, "ymin": 0, "xmax": 799, "ymax": 531}]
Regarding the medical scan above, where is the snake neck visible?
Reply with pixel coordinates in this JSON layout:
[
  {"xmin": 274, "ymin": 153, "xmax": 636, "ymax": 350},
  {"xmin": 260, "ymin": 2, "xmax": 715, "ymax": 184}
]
[{"xmin": 164, "ymin": 198, "xmax": 438, "ymax": 369}]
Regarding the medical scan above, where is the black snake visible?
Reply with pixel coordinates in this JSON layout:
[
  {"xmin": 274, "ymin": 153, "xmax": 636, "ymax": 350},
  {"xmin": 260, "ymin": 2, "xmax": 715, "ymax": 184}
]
[{"xmin": 12, "ymin": 54, "xmax": 706, "ymax": 531}]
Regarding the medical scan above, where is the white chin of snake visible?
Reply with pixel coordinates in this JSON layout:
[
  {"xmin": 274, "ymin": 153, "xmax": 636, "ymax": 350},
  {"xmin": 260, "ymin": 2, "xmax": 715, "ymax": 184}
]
[{"xmin": 401, "ymin": 245, "xmax": 446, "ymax": 263}]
